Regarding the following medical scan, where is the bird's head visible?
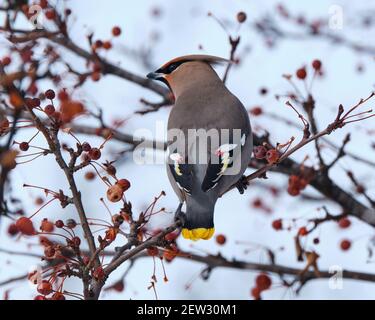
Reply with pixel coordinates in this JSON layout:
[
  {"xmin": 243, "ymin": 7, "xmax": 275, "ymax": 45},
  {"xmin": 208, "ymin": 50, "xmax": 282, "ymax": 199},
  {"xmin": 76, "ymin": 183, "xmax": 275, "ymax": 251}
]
[{"xmin": 147, "ymin": 54, "xmax": 230, "ymax": 97}]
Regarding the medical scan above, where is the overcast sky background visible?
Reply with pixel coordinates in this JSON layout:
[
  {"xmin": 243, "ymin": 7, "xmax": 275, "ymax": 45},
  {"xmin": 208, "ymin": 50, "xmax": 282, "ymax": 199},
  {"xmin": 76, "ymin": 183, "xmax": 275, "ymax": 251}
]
[{"xmin": 1, "ymin": 0, "xmax": 375, "ymax": 299}]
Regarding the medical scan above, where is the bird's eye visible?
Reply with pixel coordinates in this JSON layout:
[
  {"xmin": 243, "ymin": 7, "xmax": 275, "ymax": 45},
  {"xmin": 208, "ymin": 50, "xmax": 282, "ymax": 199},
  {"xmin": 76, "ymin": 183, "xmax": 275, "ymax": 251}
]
[{"xmin": 167, "ymin": 63, "xmax": 179, "ymax": 73}]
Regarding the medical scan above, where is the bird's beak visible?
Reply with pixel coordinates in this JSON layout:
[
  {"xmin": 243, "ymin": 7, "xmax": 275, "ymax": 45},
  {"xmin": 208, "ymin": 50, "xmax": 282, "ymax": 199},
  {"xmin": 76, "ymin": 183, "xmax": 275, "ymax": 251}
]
[{"xmin": 147, "ymin": 71, "xmax": 164, "ymax": 80}]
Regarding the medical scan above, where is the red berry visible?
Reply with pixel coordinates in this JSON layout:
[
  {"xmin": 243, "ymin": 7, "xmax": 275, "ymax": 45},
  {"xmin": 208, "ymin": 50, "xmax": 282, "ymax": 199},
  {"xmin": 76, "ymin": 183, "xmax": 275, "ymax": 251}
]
[
  {"xmin": 40, "ymin": 218, "xmax": 54, "ymax": 232},
  {"xmin": 340, "ymin": 239, "xmax": 351, "ymax": 251},
  {"xmin": 39, "ymin": 0, "xmax": 48, "ymax": 9},
  {"xmin": 255, "ymin": 273, "xmax": 272, "ymax": 291},
  {"xmin": 7, "ymin": 223, "xmax": 19, "ymax": 236},
  {"xmin": 272, "ymin": 219, "xmax": 283, "ymax": 231},
  {"xmin": 249, "ymin": 106, "xmax": 263, "ymax": 116},
  {"xmin": 296, "ymin": 67, "xmax": 307, "ymax": 80},
  {"xmin": 312, "ymin": 59, "xmax": 322, "ymax": 71},
  {"xmin": 298, "ymin": 226, "xmax": 308, "ymax": 236},
  {"xmin": 45, "ymin": 9, "xmax": 56, "ymax": 20},
  {"xmin": 215, "ymin": 234, "xmax": 226, "ymax": 245},
  {"xmin": 147, "ymin": 247, "xmax": 159, "ymax": 256},
  {"xmin": 253, "ymin": 146, "xmax": 267, "ymax": 159},
  {"xmin": 251, "ymin": 286, "xmax": 261, "ymax": 300},
  {"xmin": 65, "ymin": 219, "xmax": 77, "ymax": 229},
  {"xmin": 107, "ymin": 184, "xmax": 123, "ymax": 203},
  {"xmin": 112, "ymin": 281, "xmax": 125, "ymax": 292},
  {"xmin": 237, "ymin": 12, "xmax": 247, "ymax": 23},
  {"xmin": 85, "ymin": 171, "xmax": 96, "ymax": 181},
  {"xmin": 2, "ymin": 56, "xmax": 11, "ymax": 66},
  {"xmin": 45, "ymin": 89, "xmax": 55, "ymax": 100},
  {"xmin": 165, "ymin": 231, "xmax": 179, "ymax": 242},
  {"xmin": 44, "ymin": 104, "xmax": 55, "ymax": 116},
  {"xmin": 287, "ymin": 186, "xmax": 300, "ymax": 196},
  {"xmin": 16, "ymin": 217, "xmax": 35, "ymax": 236},
  {"xmin": 57, "ymin": 90, "xmax": 69, "ymax": 101},
  {"xmin": 117, "ymin": 179, "xmax": 131, "ymax": 191},
  {"xmin": 34, "ymin": 295, "xmax": 47, "ymax": 300},
  {"xmin": 91, "ymin": 72, "xmax": 101, "ymax": 82},
  {"xmin": 55, "ymin": 220, "xmax": 64, "ymax": 228},
  {"xmin": 51, "ymin": 292, "xmax": 65, "ymax": 300},
  {"xmin": 112, "ymin": 26, "xmax": 122, "ymax": 37},
  {"xmin": 93, "ymin": 266, "xmax": 105, "ymax": 281},
  {"xmin": 81, "ymin": 142, "xmax": 91, "ymax": 152},
  {"xmin": 37, "ymin": 280, "xmax": 52, "ymax": 295},
  {"xmin": 103, "ymin": 41, "xmax": 112, "ymax": 50},
  {"xmin": 266, "ymin": 149, "xmax": 279, "ymax": 164},
  {"xmin": 338, "ymin": 217, "xmax": 351, "ymax": 229},
  {"xmin": 71, "ymin": 236, "xmax": 81, "ymax": 247},
  {"xmin": 19, "ymin": 142, "xmax": 29, "ymax": 151},
  {"xmin": 88, "ymin": 148, "xmax": 101, "ymax": 160}
]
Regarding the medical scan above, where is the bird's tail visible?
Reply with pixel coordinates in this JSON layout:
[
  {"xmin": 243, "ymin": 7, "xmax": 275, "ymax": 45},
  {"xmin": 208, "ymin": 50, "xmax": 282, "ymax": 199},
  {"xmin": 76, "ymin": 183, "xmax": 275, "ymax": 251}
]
[{"xmin": 181, "ymin": 193, "xmax": 216, "ymax": 241}]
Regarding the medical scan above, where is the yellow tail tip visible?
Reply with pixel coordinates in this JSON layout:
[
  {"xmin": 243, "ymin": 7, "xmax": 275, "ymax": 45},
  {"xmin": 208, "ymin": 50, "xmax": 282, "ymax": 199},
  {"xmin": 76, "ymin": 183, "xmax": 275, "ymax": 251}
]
[{"xmin": 181, "ymin": 228, "xmax": 215, "ymax": 241}]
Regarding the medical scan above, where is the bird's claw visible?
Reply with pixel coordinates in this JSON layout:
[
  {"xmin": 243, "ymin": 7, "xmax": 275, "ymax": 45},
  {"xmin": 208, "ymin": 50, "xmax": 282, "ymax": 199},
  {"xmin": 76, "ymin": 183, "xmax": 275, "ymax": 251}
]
[{"xmin": 235, "ymin": 175, "xmax": 249, "ymax": 195}]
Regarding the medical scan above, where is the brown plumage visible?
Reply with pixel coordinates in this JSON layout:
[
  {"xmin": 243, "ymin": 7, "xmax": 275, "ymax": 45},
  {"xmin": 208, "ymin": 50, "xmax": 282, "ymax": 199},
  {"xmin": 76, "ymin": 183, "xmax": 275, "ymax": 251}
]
[{"xmin": 147, "ymin": 54, "xmax": 252, "ymax": 241}]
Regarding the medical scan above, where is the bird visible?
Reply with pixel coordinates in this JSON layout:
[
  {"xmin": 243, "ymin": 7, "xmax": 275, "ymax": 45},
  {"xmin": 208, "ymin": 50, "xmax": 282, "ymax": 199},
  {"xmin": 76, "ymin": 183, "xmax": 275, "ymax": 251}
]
[{"xmin": 147, "ymin": 54, "xmax": 253, "ymax": 241}]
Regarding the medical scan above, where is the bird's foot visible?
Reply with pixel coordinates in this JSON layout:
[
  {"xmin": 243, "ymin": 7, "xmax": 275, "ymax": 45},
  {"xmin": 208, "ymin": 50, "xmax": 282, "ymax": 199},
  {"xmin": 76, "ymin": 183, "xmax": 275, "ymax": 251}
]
[
  {"xmin": 174, "ymin": 203, "xmax": 186, "ymax": 226},
  {"xmin": 235, "ymin": 175, "xmax": 249, "ymax": 195}
]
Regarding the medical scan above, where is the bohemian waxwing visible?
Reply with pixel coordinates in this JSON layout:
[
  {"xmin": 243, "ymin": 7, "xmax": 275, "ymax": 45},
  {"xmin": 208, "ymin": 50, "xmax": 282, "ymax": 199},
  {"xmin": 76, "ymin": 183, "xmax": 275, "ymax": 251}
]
[{"xmin": 147, "ymin": 54, "xmax": 253, "ymax": 241}]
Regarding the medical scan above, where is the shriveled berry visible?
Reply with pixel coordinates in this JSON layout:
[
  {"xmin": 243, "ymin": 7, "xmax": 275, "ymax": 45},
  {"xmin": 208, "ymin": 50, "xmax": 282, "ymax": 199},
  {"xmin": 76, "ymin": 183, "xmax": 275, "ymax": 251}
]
[
  {"xmin": 65, "ymin": 219, "xmax": 77, "ymax": 229},
  {"xmin": 71, "ymin": 236, "xmax": 81, "ymax": 247},
  {"xmin": 116, "ymin": 179, "xmax": 131, "ymax": 191},
  {"xmin": 147, "ymin": 247, "xmax": 159, "ymax": 256},
  {"xmin": 44, "ymin": 246, "xmax": 55, "ymax": 258},
  {"xmin": 81, "ymin": 142, "xmax": 91, "ymax": 152},
  {"xmin": 44, "ymin": 104, "xmax": 55, "ymax": 116},
  {"xmin": 19, "ymin": 142, "xmax": 29, "ymax": 151},
  {"xmin": 51, "ymin": 292, "xmax": 65, "ymax": 300},
  {"xmin": 88, "ymin": 148, "xmax": 101, "ymax": 160},
  {"xmin": 37, "ymin": 280, "xmax": 52, "ymax": 295},
  {"xmin": 55, "ymin": 220, "xmax": 64, "ymax": 228},
  {"xmin": 45, "ymin": 89, "xmax": 55, "ymax": 100},
  {"xmin": 40, "ymin": 218, "xmax": 54, "ymax": 232},
  {"xmin": 266, "ymin": 149, "xmax": 279, "ymax": 164},
  {"xmin": 253, "ymin": 145, "xmax": 267, "ymax": 159},
  {"xmin": 107, "ymin": 184, "xmax": 124, "ymax": 203}
]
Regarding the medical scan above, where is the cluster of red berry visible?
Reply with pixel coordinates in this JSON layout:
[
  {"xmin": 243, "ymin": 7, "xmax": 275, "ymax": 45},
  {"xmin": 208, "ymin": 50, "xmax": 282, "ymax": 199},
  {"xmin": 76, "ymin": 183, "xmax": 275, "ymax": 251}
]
[
  {"xmin": 251, "ymin": 273, "xmax": 272, "ymax": 300},
  {"xmin": 253, "ymin": 145, "xmax": 280, "ymax": 165},
  {"xmin": 287, "ymin": 174, "xmax": 310, "ymax": 196}
]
